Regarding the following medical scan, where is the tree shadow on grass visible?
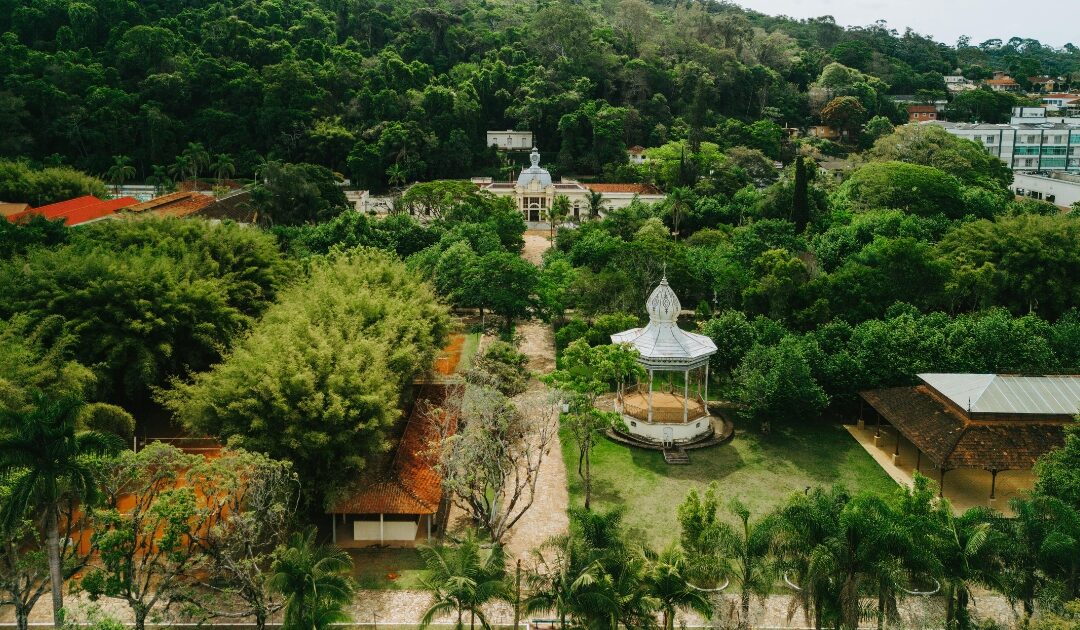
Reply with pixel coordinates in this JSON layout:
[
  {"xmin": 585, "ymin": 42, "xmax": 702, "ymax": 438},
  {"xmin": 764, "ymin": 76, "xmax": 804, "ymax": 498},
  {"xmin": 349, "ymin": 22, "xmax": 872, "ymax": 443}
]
[{"xmin": 624, "ymin": 440, "xmax": 746, "ymax": 483}]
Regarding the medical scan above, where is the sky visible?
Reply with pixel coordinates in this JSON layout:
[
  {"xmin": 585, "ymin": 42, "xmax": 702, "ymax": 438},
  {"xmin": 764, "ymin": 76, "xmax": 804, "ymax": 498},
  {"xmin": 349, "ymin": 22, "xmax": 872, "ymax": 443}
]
[{"xmin": 738, "ymin": 0, "xmax": 1075, "ymax": 48}]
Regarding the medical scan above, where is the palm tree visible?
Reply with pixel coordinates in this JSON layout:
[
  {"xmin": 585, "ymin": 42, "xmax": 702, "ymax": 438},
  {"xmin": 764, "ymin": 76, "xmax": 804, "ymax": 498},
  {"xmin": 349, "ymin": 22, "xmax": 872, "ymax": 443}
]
[
  {"xmin": 181, "ymin": 142, "xmax": 210, "ymax": 181},
  {"xmin": 211, "ymin": 153, "xmax": 236, "ymax": 185},
  {"xmin": 525, "ymin": 534, "xmax": 609, "ymax": 628},
  {"xmin": 168, "ymin": 154, "xmax": 194, "ymax": 184},
  {"xmin": 585, "ymin": 190, "xmax": 606, "ymax": 220},
  {"xmin": 719, "ymin": 499, "xmax": 777, "ymax": 629},
  {"xmin": 268, "ymin": 527, "xmax": 355, "ymax": 630},
  {"xmin": 146, "ymin": 165, "xmax": 171, "ymax": 196},
  {"xmin": 774, "ymin": 486, "xmax": 847, "ymax": 630},
  {"xmin": 418, "ymin": 533, "xmax": 510, "ymax": 630},
  {"xmin": 0, "ymin": 394, "xmax": 123, "ymax": 628},
  {"xmin": 937, "ymin": 505, "xmax": 1003, "ymax": 630},
  {"xmin": 1001, "ymin": 495, "xmax": 1080, "ymax": 625},
  {"xmin": 386, "ymin": 162, "xmax": 407, "ymax": 189},
  {"xmin": 666, "ymin": 187, "xmax": 693, "ymax": 241},
  {"xmin": 104, "ymin": 155, "xmax": 136, "ymax": 196},
  {"xmin": 645, "ymin": 546, "xmax": 712, "ymax": 630},
  {"xmin": 546, "ymin": 194, "xmax": 571, "ymax": 242}
]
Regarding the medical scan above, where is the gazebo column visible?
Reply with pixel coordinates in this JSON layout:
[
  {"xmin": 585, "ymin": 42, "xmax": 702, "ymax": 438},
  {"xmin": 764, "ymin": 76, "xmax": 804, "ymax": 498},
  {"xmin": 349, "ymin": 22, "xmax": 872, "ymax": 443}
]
[
  {"xmin": 647, "ymin": 369, "xmax": 654, "ymax": 423},
  {"xmin": 683, "ymin": 368, "xmax": 689, "ymax": 422},
  {"xmin": 704, "ymin": 363, "xmax": 709, "ymax": 412}
]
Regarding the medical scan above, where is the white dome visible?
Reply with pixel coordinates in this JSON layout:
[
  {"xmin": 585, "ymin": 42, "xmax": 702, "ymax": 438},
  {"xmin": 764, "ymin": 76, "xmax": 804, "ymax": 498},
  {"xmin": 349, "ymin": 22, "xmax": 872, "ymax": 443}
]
[
  {"xmin": 646, "ymin": 277, "xmax": 681, "ymax": 323},
  {"xmin": 610, "ymin": 277, "xmax": 717, "ymax": 367},
  {"xmin": 516, "ymin": 147, "xmax": 552, "ymax": 189}
]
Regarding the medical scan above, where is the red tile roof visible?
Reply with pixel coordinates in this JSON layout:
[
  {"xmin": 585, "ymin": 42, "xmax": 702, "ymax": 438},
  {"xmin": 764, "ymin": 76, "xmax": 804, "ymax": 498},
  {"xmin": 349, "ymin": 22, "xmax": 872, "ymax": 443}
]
[
  {"xmin": 585, "ymin": 183, "xmax": 663, "ymax": 195},
  {"xmin": 986, "ymin": 78, "xmax": 1018, "ymax": 85},
  {"xmin": 328, "ymin": 384, "xmax": 461, "ymax": 515},
  {"xmin": 6, "ymin": 196, "xmax": 137, "ymax": 226},
  {"xmin": 860, "ymin": 385, "xmax": 1067, "ymax": 471},
  {"xmin": 627, "ymin": 145, "xmax": 645, "ymax": 154},
  {"xmin": 907, "ymin": 105, "xmax": 938, "ymax": 113}
]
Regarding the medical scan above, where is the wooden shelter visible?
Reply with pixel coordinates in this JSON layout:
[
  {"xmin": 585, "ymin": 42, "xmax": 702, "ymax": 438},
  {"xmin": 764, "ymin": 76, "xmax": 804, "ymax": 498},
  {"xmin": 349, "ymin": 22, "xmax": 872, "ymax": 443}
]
[
  {"xmin": 327, "ymin": 384, "xmax": 459, "ymax": 547},
  {"xmin": 860, "ymin": 374, "xmax": 1075, "ymax": 498}
]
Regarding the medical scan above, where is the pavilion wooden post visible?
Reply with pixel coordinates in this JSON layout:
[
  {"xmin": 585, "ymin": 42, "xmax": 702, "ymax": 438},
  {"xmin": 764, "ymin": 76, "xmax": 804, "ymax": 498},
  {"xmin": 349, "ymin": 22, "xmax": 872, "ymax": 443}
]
[
  {"xmin": 379, "ymin": 513, "xmax": 384, "ymax": 545},
  {"xmin": 683, "ymin": 368, "xmax": 689, "ymax": 422},
  {"xmin": 647, "ymin": 369, "xmax": 654, "ymax": 423},
  {"xmin": 989, "ymin": 469, "xmax": 1000, "ymax": 501},
  {"xmin": 704, "ymin": 363, "xmax": 709, "ymax": 411},
  {"xmin": 915, "ymin": 450, "xmax": 921, "ymax": 473},
  {"xmin": 938, "ymin": 469, "xmax": 947, "ymax": 498},
  {"xmin": 427, "ymin": 514, "xmax": 432, "ymax": 542},
  {"xmin": 893, "ymin": 430, "xmax": 901, "ymax": 465}
]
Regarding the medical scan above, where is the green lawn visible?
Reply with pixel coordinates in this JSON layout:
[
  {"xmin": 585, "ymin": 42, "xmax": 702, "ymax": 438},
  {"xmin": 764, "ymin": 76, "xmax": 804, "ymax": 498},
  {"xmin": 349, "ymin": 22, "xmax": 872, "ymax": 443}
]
[
  {"xmin": 456, "ymin": 331, "xmax": 483, "ymax": 373},
  {"xmin": 350, "ymin": 548, "xmax": 426, "ymax": 590},
  {"xmin": 562, "ymin": 418, "xmax": 899, "ymax": 549}
]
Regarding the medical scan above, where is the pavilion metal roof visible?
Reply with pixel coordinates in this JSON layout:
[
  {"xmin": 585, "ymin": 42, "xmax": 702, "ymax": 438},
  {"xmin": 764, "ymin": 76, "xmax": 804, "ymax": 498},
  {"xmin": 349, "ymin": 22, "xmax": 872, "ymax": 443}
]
[
  {"xmin": 918, "ymin": 373, "xmax": 1080, "ymax": 416},
  {"xmin": 610, "ymin": 278, "xmax": 716, "ymax": 367}
]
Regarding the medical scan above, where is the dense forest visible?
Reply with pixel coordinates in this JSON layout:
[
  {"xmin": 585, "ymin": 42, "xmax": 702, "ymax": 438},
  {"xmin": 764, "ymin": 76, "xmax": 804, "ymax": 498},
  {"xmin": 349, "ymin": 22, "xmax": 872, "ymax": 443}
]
[{"xmin": 0, "ymin": 0, "xmax": 1078, "ymax": 191}]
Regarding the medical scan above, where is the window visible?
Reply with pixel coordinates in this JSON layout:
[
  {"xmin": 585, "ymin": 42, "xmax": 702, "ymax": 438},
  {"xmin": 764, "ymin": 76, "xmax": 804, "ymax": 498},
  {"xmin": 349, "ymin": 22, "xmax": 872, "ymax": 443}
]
[
  {"xmin": 986, "ymin": 136, "xmax": 996, "ymax": 144},
  {"xmin": 1025, "ymin": 159, "xmax": 1034, "ymax": 167}
]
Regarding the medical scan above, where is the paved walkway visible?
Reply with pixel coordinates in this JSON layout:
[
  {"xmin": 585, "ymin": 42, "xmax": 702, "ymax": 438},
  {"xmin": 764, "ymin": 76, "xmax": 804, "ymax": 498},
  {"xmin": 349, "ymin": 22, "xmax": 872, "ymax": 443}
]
[{"xmin": 846, "ymin": 423, "xmax": 1032, "ymax": 515}]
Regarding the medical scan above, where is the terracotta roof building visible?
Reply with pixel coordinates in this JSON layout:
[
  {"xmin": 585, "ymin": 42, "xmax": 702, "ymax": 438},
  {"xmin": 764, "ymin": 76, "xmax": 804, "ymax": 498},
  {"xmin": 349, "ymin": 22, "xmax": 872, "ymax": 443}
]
[
  {"xmin": 907, "ymin": 104, "xmax": 939, "ymax": 122},
  {"xmin": 127, "ymin": 191, "xmax": 215, "ymax": 218},
  {"xmin": 6, "ymin": 195, "xmax": 138, "ymax": 226},
  {"xmin": 0, "ymin": 202, "xmax": 31, "ymax": 218},
  {"xmin": 327, "ymin": 383, "xmax": 460, "ymax": 547},
  {"xmin": 860, "ymin": 373, "xmax": 1076, "ymax": 499}
]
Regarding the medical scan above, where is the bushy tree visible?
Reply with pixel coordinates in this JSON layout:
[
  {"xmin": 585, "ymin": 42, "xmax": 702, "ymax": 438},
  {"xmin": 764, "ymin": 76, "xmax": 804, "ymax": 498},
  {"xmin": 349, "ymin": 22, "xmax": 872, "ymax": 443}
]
[{"xmin": 161, "ymin": 249, "xmax": 449, "ymax": 506}]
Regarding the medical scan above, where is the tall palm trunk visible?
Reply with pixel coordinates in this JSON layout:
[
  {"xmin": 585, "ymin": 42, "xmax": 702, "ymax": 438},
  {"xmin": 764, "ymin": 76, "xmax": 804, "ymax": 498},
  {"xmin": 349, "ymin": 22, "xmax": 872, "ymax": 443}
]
[{"xmin": 45, "ymin": 505, "xmax": 64, "ymax": 628}]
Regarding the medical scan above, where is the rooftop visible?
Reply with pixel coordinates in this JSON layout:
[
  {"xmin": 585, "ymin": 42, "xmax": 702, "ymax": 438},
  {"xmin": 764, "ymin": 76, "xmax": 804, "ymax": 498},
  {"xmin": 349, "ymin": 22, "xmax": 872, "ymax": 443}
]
[
  {"xmin": 860, "ymin": 386, "xmax": 1066, "ymax": 471},
  {"xmin": 585, "ymin": 183, "xmax": 663, "ymax": 195},
  {"xmin": 517, "ymin": 147, "xmax": 552, "ymax": 189},
  {"xmin": 328, "ymin": 384, "xmax": 459, "ymax": 515},
  {"xmin": 7, "ymin": 195, "xmax": 138, "ymax": 226},
  {"xmin": 611, "ymin": 277, "xmax": 717, "ymax": 367},
  {"xmin": 918, "ymin": 373, "xmax": 1080, "ymax": 417}
]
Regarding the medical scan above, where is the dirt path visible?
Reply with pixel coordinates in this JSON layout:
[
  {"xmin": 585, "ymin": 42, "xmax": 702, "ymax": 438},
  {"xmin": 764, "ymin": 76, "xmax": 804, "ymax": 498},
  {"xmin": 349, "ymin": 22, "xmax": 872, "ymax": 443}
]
[{"xmin": 521, "ymin": 229, "xmax": 552, "ymax": 265}]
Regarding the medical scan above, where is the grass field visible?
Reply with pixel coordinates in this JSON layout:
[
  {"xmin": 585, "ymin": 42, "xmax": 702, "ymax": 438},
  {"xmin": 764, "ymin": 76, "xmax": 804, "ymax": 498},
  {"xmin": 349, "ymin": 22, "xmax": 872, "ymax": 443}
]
[
  {"xmin": 456, "ymin": 331, "xmax": 483, "ymax": 373},
  {"xmin": 562, "ymin": 418, "xmax": 899, "ymax": 548},
  {"xmin": 350, "ymin": 548, "xmax": 426, "ymax": 590}
]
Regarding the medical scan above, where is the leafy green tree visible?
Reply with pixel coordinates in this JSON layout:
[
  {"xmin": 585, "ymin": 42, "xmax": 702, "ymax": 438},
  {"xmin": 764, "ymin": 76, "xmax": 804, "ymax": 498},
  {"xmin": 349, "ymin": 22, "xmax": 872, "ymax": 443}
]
[
  {"xmin": 791, "ymin": 155, "xmax": 810, "ymax": 231},
  {"xmin": 838, "ymin": 161, "xmax": 967, "ymax": 219},
  {"xmin": 0, "ymin": 160, "xmax": 107, "ymax": 206},
  {"xmin": 545, "ymin": 340, "xmax": 644, "ymax": 510},
  {"xmin": 699, "ymin": 309, "xmax": 755, "ymax": 379},
  {"xmin": 585, "ymin": 190, "xmax": 607, "ymax": 220},
  {"xmin": 268, "ymin": 527, "xmax": 355, "ymax": 630},
  {"xmin": 820, "ymin": 96, "xmax": 867, "ymax": 142},
  {"xmin": 251, "ymin": 162, "xmax": 349, "ymax": 225},
  {"xmin": 1035, "ymin": 422, "xmax": 1080, "ymax": 512},
  {"xmin": 546, "ymin": 194, "xmax": 571, "ymax": 242},
  {"xmin": 162, "ymin": 249, "xmax": 449, "ymax": 506},
  {"xmin": 0, "ymin": 214, "xmax": 68, "ymax": 260},
  {"xmin": 418, "ymin": 533, "xmax": 510, "ymax": 629},
  {"xmin": 82, "ymin": 443, "xmax": 204, "ymax": 630},
  {"xmin": 475, "ymin": 251, "xmax": 541, "ymax": 331},
  {"xmin": 0, "ymin": 395, "xmax": 126, "ymax": 628},
  {"xmin": 868, "ymin": 124, "xmax": 1012, "ymax": 194},
  {"xmin": 734, "ymin": 336, "xmax": 827, "ymax": 432},
  {"xmin": 937, "ymin": 214, "xmax": 1080, "ymax": 319},
  {"xmin": 721, "ymin": 499, "xmax": 778, "ymax": 629},
  {"xmin": 665, "ymin": 187, "xmax": 694, "ymax": 240}
]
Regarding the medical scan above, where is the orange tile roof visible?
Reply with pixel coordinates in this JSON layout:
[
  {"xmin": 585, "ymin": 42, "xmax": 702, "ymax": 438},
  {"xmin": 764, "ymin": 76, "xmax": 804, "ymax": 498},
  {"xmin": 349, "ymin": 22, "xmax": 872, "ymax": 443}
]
[
  {"xmin": 585, "ymin": 183, "xmax": 662, "ymax": 194},
  {"xmin": 986, "ymin": 78, "xmax": 1018, "ymax": 85},
  {"xmin": 7, "ymin": 196, "xmax": 137, "ymax": 226},
  {"xmin": 328, "ymin": 384, "xmax": 461, "ymax": 515},
  {"xmin": 907, "ymin": 105, "xmax": 938, "ymax": 113},
  {"xmin": 127, "ymin": 191, "xmax": 215, "ymax": 218}
]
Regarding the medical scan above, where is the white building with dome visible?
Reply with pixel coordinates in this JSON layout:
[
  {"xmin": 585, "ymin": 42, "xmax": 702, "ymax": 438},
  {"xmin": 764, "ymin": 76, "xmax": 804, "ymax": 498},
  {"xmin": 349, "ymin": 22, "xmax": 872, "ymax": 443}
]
[
  {"xmin": 473, "ymin": 148, "xmax": 665, "ymax": 222},
  {"xmin": 610, "ymin": 277, "xmax": 718, "ymax": 446}
]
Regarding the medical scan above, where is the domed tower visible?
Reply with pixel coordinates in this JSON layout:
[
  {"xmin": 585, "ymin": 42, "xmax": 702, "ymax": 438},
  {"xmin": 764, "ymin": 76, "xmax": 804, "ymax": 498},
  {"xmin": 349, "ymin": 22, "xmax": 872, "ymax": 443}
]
[
  {"xmin": 610, "ymin": 277, "xmax": 718, "ymax": 447},
  {"xmin": 514, "ymin": 148, "xmax": 554, "ymax": 222}
]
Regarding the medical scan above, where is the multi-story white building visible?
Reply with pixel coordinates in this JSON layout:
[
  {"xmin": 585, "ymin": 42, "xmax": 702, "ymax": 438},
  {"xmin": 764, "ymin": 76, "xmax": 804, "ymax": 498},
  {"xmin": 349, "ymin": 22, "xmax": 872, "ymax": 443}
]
[
  {"xmin": 927, "ymin": 108, "xmax": 1080, "ymax": 173},
  {"xmin": 486, "ymin": 130, "xmax": 533, "ymax": 150},
  {"xmin": 474, "ymin": 148, "xmax": 665, "ymax": 221}
]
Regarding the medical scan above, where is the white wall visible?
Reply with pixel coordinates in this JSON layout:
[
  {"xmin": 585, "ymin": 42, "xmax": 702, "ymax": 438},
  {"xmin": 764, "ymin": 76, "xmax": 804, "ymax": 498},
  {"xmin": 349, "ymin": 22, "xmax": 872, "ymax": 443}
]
[
  {"xmin": 353, "ymin": 519, "xmax": 418, "ymax": 542},
  {"xmin": 1012, "ymin": 173, "xmax": 1080, "ymax": 208}
]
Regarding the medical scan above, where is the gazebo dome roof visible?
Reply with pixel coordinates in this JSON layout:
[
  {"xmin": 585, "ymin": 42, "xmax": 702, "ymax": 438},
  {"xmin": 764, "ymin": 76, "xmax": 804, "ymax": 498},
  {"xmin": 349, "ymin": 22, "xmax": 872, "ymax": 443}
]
[
  {"xmin": 610, "ymin": 277, "xmax": 717, "ymax": 368},
  {"xmin": 517, "ymin": 148, "xmax": 552, "ymax": 189}
]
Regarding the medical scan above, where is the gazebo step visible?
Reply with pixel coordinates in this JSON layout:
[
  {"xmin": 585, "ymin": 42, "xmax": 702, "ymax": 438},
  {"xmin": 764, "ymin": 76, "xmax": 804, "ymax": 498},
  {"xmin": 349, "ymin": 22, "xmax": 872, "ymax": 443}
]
[{"xmin": 663, "ymin": 447, "xmax": 690, "ymax": 465}]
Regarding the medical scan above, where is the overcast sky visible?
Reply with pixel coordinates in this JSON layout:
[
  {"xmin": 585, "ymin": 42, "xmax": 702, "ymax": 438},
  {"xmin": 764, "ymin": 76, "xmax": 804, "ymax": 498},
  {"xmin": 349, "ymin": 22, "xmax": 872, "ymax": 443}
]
[{"xmin": 738, "ymin": 0, "xmax": 1075, "ymax": 48}]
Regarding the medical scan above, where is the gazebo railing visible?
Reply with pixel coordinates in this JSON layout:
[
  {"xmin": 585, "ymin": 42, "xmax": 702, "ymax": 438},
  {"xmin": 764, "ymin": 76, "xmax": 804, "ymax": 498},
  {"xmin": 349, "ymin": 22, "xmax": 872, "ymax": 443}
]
[{"xmin": 621, "ymin": 397, "xmax": 709, "ymax": 424}]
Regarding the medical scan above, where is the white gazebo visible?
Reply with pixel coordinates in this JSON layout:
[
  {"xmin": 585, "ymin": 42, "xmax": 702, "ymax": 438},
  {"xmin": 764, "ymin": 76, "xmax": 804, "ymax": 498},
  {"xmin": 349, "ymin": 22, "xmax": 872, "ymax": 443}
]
[{"xmin": 610, "ymin": 277, "xmax": 717, "ymax": 446}]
